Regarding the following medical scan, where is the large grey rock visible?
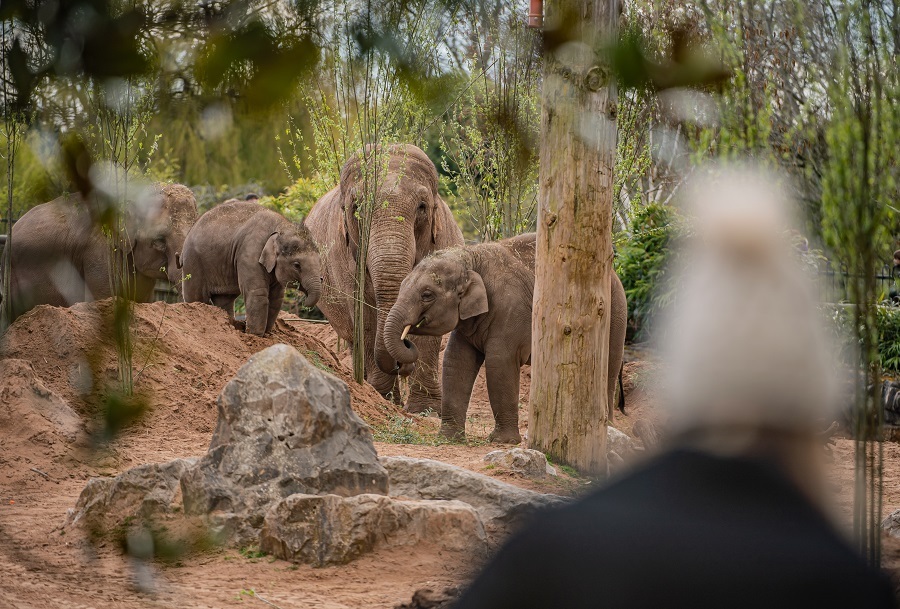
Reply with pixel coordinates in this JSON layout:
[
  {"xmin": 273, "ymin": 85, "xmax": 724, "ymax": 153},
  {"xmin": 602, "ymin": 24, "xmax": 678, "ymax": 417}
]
[
  {"xmin": 607, "ymin": 425, "xmax": 638, "ymax": 456},
  {"xmin": 882, "ymin": 509, "xmax": 900, "ymax": 538},
  {"xmin": 483, "ymin": 448, "xmax": 556, "ymax": 478},
  {"xmin": 259, "ymin": 493, "xmax": 487, "ymax": 566},
  {"xmin": 180, "ymin": 344, "xmax": 388, "ymax": 545},
  {"xmin": 381, "ymin": 456, "xmax": 565, "ymax": 534},
  {"xmin": 66, "ymin": 458, "xmax": 197, "ymax": 532},
  {"xmin": 395, "ymin": 587, "xmax": 460, "ymax": 609}
]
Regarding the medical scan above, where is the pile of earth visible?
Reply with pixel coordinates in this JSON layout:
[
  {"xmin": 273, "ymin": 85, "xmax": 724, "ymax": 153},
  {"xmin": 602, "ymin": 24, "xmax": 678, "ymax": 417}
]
[{"xmin": 0, "ymin": 299, "xmax": 401, "ymax": 489}]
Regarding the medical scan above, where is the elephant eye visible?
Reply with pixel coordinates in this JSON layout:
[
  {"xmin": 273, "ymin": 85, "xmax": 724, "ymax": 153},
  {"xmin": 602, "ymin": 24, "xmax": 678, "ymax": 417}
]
[
  {"xmin": 418, "ymin": 201, "xmax": 427, "ymax": 212},
  {"xmin": 293, "ymin": 261, "xmax": 301, "ymax": 269},
  {"xmin": 422, "ymin": 290, "xmax": 434, "ymax": 301},
  {"xmin": 151, "ymin": 238, "xmax": 166, "ymax": 251}
]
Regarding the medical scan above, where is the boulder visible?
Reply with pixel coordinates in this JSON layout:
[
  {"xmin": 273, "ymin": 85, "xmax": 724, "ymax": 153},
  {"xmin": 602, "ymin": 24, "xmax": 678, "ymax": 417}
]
[
  {"xmin": 607, "ymin": 425, "xmax": 638, "ymax": 457},
  {"xmin": 395, "ymin": 587, "xmax": 461, "ymax": 609},
  {"xmin": 381, "ymin": 456, "xmax": 565, "ymax": 534},
  {"xmin": 259, "ymin": 493, "xmax": 487, "ymax": 566},
  {"xmin": 180, "ymin": 344, "xmax": 389, "ymax": 545},
  {"xmin": 882, "ymin": 509, "xmax": 900, "ymax": 538},
  {"xmin": 66, "ymin": 458, "xmax": 197, "ymax": 533},
  {"xmin": 483, "ymin": 448, "xmax": 556, "ymax": 478}
]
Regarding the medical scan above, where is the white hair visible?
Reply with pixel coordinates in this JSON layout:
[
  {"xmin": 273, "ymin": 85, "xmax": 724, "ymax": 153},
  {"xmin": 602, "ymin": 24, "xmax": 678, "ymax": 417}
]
[{"xmin": 659, "ymin": 164, "xmax": 839, "ymax": 437}]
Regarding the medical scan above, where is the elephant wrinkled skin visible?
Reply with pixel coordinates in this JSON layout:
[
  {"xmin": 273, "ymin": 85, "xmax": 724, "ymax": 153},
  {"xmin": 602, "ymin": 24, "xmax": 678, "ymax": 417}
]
[
  {"xmin": 384, "ymin": 233, "xmax": 628, "ymax": 444},
  {"xmin": 305, "ymin": 144, "xmax": 464, "ymax": 412},
  {"xmin": 0, "ymin": 183, "xmax": 198, "ymax": 325},
  {"xmin": 180, "ymin": 201, "xmax": 321, "ymax": 336}
]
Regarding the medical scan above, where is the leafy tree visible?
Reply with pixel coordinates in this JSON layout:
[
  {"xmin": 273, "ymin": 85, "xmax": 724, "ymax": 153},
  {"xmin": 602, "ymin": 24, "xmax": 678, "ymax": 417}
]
[
  {"xmin": 440, "ymin": 4, "xmax": 540, "ymax": 241},
  {"xmin": 614, "ymin": 203, "xmax": 680, "ymax": 340}
]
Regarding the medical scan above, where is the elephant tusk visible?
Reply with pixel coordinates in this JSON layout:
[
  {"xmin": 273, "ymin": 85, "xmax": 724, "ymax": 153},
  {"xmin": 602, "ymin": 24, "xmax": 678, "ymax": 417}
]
[
  {"xmin": 401, "ymin": 325, "xmax": 412, "ymax": 340},
  {"xmin": 415, "ymin": 318, "xmax": 425, "ymax": 328}
]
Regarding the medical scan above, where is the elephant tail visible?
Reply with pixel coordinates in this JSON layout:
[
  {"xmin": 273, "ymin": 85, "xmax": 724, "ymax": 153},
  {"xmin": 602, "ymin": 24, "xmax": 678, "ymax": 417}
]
[{"xmin": 617, "ymin": 362, "xmax": 626, "ymax": 413}]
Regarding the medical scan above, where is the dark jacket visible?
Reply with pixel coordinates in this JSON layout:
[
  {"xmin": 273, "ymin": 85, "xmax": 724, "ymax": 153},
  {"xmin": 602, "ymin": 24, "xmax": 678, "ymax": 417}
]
[{"xmin": 454, "ymin": 450, "xmax": 896, "ymax": 609}]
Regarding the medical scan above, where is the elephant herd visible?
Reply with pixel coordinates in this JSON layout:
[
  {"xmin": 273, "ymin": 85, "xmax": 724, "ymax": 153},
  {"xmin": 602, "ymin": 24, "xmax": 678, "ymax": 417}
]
[{"xmin": 0, "ymin": 143, "xmax": 626, "ymax": 443}]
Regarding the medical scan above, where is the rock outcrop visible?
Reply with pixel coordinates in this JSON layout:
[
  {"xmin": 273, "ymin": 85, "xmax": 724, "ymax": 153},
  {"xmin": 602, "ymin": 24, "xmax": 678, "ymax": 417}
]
[
  {"xmin": 180, "ymin": 344, "xmax": 389, "ymax": 544},
  {"xmin": 69, "ymin": 345, "xmax": 566, "ymax": 565},
  {"xmin": 66, "ymin": 458, "xmax": 197, "ymax": 533},
  {"xmin": 882, "ymin": 509, "xmax": 900, "ymax": 538},
  {"xmin": 381, "ymin": 456, "xmax": 565, "ymax": 534},
  {"xmin": 483, "ymin": 448, "xmax": 557, "ymax": 478},
  {"xmin": 259, "ymin": 493, "xmax": 486, "ymax": 566},
  {"xmin": 607, "ymin": 425, "xmax": 639, "ymax": 457}
]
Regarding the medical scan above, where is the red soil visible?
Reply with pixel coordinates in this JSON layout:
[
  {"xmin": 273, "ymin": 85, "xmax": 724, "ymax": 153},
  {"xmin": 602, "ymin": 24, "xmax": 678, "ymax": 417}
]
[{"xmin": 0, "ymin": 301, "xmax": 898, "ymax": 607}]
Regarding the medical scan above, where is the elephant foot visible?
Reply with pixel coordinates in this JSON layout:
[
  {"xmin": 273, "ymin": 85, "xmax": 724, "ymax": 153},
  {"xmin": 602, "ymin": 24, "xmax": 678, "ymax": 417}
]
[
  {"xmin": 438, "ymin": 422, "xmax": 466, "ymax": 442},
  {"xmin": 489, "ymin": 427, "xmax": 522, "ymax": 445},
  {"xmin": 405, "ymin": 394, "xmax": 441, "ymax": 417}
]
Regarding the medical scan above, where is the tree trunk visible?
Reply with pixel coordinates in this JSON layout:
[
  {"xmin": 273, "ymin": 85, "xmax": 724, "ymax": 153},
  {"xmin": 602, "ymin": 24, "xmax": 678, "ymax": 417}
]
[{"xmin": 528, "ymin": 0, "xmax": 618, "ymax": 476}]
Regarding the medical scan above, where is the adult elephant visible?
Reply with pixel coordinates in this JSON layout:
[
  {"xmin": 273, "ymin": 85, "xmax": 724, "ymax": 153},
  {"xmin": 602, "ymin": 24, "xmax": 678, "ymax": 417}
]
[
  {"xmin": 0, "ymin": 183, "xmax": 198, "ymax": 324},
  {"xmin": 306, "ymin": 144, "xmax": 464, "ymax": 412}
]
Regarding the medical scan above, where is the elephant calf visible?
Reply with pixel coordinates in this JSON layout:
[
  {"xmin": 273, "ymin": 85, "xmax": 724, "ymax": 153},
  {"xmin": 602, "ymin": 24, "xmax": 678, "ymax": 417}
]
[
  {"xmin": 384, "ymin": 233, "xmax": 627, "ymax": 444},
  {"xmin": 181, "ymin": 201, "xmax": 321, "ymax": 336}
]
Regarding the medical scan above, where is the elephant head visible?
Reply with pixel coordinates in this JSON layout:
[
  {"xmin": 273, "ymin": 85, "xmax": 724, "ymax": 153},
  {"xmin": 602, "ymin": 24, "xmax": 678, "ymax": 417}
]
[
  {"xmin": 338, "ymin": 144, "xmax": 450, "ymax": 375},
  {"xmin": 129, "ymin": 183, "xmax": 199, "ymax": 289},
  {"xmin": 383, "ymin": 251, "xmax": 489, "ymax": 366},
  {"xmin": 259, "ymin": 222, "xmax": 322, "ymax": 307}
]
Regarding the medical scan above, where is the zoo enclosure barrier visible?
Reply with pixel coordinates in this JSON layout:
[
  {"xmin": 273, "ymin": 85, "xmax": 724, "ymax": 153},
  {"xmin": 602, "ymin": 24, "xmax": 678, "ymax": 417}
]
[{"xmin": 817, "ymin": 260, "xmax": 899, "ymax": 304}]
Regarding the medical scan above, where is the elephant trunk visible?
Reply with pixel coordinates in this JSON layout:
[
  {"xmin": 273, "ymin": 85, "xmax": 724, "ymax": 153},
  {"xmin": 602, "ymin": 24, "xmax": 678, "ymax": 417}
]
[
  {"xmin": 383, "ymin": 300, "xmax": 420, "ymax": 367},
  {"xmin": 369, "ymin": 226, "xmax": 415, "ymax": 374},
  {"xmin": 299, "ymin": 271, "xmax": 322, "ymax": 308}
]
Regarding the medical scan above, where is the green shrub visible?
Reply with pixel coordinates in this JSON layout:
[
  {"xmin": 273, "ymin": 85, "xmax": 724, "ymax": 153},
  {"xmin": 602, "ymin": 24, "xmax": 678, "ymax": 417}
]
[
  {"xmin": 614, "ymin": 203, "xmax": 681, "ymax": 340},
  {"xmin": 260, "ymin": 177, "xmax": 328, "ymax": 224},
  {"xmin": 827, "ymin": 304, "xmax": 900, "ymax": 375}
]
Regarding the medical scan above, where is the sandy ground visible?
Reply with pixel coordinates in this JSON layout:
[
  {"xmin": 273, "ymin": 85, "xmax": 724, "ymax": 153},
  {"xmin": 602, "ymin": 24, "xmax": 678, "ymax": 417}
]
[{"xmin": 1, "ymin": 302, "xmax": 899, "ymax": 608}]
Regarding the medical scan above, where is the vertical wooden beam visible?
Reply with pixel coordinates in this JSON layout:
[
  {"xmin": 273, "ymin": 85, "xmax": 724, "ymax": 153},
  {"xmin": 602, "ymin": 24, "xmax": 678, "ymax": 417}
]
[{"xmin": 528, "ymin": 0, "xmax": 618, "ymax": 475}]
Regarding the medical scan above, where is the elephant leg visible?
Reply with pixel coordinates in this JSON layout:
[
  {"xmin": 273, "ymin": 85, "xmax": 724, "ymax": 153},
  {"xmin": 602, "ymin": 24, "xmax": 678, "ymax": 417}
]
[
  {"xmin": 266, "ymin": 284, "xmax": 286, "ymax": 334},
  {"xmin": 406, "ymin": 334, "xmax": 442, "ymax": 415},
  {"xmin": 439, "ymin": 332, "xmax": 483, "ymax": 441},
  {"xmin": 607, "ymin": 272, "xmax": 628, "ymax": 420},
  {"xmin": 242, "ymin": 286, "xmax": 270, "ymax": 336},
  {"xmin": 181, "ymin": 274, "xmax": 206, "ymax": 303},
  {"xmin": 210, "ymin": 294, "xmax": 236, "ymax": 318},
  {"xmin": 211, "ymin": 294, "xmax": 241, "ymax": 330},
  {"xmin": 484, "ymin": 351, "xmax": 523, "ymax": 444}
]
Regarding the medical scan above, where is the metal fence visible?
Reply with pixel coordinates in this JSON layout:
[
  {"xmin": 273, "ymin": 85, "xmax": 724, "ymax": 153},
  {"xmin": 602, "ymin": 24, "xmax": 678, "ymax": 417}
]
[{"xmin": 818, "ymin": 260, "xmax": 899, "ymax": 304}]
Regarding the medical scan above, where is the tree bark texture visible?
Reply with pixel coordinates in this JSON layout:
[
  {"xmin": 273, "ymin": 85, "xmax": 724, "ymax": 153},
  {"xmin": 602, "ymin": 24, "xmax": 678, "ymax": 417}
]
[{"xmin": 528, "ymin": 0, "xmax": 618, "ymax": 475}]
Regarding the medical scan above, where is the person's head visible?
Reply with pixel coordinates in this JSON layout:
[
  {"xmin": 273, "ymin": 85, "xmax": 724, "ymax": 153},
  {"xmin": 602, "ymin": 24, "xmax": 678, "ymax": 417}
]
[
  {"xmin": 245, "ymin": 193, "xmax": 260, "ymax": 201},
  {"xmin": 659, "ymin": 165, "xmax": 838, "ymax": 498}
]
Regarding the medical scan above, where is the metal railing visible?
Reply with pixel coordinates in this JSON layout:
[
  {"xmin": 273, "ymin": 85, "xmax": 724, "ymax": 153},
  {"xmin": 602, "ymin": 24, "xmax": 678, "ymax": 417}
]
[{"xmin": 818, "ymin": 260, "xmax": 899, "ymax": 304}]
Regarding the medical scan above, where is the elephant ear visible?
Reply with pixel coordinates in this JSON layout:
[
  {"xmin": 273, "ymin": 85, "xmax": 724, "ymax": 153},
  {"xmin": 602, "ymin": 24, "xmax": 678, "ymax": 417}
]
[
  {"xmin": 120, "ymin": 207, "xmax": 140, "ymax": 254},
  {"xmin": 433, "ymin": 196, "xmax": 464, "ymax": 250},
  {"xmin": 259, "ymin": 233, "xmax": 279, "ymax": 273},
  {"xmin": 459, "ymin": 270, "xmax": 489, "ymax": 319},
  {"xmin": 431, "ymin": 199, "xmax": 442, "ymax": 245}
]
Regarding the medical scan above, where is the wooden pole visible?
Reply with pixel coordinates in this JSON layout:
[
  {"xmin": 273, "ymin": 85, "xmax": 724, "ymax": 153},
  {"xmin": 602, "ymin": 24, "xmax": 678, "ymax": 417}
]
[{"xmin": 528, "ymin": 0, "xmax": 618, "ymax": 475}]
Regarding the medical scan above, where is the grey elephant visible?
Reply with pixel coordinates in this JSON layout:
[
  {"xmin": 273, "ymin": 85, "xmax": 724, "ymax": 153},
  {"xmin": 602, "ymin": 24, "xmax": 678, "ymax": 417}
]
[
  {"xmin": 306, "ymin": 144, "xmax": 464, "ymax": 412},
  {"xmin": 383, "ymin": 233, "xmax": 627, "ymax": 444},
  {"xmin": 0, "ymin": 183, "xmax": 198, "ymax": 325},
  {"xmin": 180, "ymin": 200, "xmax": 321, "ymax": 336}
]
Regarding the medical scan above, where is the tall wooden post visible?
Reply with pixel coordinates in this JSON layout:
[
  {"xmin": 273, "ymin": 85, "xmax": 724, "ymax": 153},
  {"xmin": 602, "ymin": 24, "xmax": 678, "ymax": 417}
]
[{"xmin": 528, "ymin": 0, "xmax": 618, "ymax": 475}]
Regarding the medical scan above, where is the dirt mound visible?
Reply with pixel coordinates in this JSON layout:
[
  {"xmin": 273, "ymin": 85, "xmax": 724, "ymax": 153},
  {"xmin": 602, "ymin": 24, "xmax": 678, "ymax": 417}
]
[
  {"xmin": 0, "ymin": 359, "xmax": 90, "ymax": 490},
  {"xmin": 0, "ymin": 300, "xmax": 400, "ymax": 444}
]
